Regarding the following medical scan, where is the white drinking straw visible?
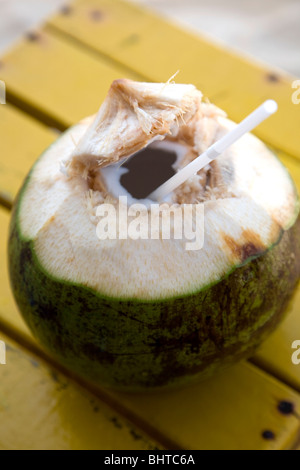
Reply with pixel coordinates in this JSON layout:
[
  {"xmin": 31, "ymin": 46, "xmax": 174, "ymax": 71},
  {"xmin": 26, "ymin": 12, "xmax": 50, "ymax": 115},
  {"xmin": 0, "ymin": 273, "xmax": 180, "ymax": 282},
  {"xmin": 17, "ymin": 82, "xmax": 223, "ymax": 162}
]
[{"xmin": 149, "ymin": 100, "xmax": 278, "ymax": 201}]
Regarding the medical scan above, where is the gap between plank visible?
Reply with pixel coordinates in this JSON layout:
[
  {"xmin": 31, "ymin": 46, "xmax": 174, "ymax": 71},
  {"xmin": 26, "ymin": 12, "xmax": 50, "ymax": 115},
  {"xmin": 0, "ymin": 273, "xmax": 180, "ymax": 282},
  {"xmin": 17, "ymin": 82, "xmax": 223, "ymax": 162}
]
[
  {"xmin": 6, "ymin": 89, "xmax": 68, "ymax": 132},
  {"xmin": 0, "ymin": 196, "xmax": 12, "ymax": 211},
  {"xmin": 45, "ymin": 23, "xmax": 149, "ymax": 83}
]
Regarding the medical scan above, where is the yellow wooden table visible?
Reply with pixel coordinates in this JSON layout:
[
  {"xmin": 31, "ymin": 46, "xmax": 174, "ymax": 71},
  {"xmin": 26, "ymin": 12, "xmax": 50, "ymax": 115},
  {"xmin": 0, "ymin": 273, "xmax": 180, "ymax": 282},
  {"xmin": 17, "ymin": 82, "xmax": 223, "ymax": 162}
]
[{"xmin": 0, "ymin": 0, "xmax": 300, "ymax": 450}]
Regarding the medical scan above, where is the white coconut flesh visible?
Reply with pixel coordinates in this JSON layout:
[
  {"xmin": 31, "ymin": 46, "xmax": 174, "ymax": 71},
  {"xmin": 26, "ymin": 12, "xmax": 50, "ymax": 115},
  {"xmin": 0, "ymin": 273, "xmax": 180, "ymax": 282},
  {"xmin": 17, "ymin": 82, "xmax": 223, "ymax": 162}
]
[{"xmin": 18, "ymin": 80, "xmax": 298, "ymax": 300}]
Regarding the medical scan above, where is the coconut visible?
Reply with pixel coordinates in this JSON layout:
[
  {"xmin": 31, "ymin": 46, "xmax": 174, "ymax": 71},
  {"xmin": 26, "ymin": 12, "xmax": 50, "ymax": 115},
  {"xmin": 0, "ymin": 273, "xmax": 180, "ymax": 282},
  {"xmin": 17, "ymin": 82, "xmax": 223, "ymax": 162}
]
[{"xmin": 8, "ymin": 79, "xmax": 300, "ymax": 391}]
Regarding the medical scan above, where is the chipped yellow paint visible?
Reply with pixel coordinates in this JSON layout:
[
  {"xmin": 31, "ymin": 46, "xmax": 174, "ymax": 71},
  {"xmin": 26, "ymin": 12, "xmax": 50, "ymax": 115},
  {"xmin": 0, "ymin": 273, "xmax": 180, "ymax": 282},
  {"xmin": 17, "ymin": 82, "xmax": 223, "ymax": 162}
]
[
  {"xmin": 110, "ymin": 362, "xmax": 300, "ymax": 450},
  {"xmin": 48, "ymin": 0, "xmax": 300, "ymax": 161},
  {"xmin": 0, "ymin": 29, "xmax": 140, "ymax": 130},
  {"xmin": 0, "ymin": 104, "xmax": 55, "ymax": 206},
  {"xmin": 0, "ymin": 334, "xmax": 159, "ymax": 450}
]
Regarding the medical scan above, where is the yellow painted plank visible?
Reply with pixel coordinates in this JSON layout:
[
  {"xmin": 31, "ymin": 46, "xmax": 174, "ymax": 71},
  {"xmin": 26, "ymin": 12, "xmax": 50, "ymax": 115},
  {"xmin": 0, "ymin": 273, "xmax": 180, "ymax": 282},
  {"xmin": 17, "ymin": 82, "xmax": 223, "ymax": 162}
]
[
  {"xmin": 0, "ymin": 104, "xmax": 55, "ymax": 206},
  {"xmin": 111, "ymin": 362, "xmax": 300, "ymax": 450},
  {"xmin": 0, "ymin": 334, "xmax": 159, "ymax": 450},
  {"xmin": 0, "ymin": 28, "xmax": 140, "ymax": 130},
  {"xmin": 2, "ymin": 203, "xmax": 300, "ymax": 449},
  {"xmin": 48, "ymin": 0, "xmax": 300, "ymax": 160},
  {"xmin": 0, "ymin": 0, "xmax": 299, "ymax": 451}
]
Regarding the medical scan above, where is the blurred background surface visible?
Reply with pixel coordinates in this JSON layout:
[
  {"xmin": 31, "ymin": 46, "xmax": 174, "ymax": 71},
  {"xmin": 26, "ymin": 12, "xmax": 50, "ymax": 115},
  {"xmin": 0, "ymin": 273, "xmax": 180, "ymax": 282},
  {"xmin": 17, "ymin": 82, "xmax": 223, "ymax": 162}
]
[{"xmin": 0, "ymin": 0, "xmax": 299, "ymax": 76}]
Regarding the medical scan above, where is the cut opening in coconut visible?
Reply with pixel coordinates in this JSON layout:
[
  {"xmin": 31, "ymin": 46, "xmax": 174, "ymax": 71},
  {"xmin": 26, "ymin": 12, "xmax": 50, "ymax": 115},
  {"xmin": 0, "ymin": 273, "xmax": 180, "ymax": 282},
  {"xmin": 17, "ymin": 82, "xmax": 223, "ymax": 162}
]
[
  {"xmin": 100, "ymin": 140, "xmax": 189, "ymax": 204},
  {"xmin": 120, "ymin": 143, "xmax": 177, "ymax": 200}
]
